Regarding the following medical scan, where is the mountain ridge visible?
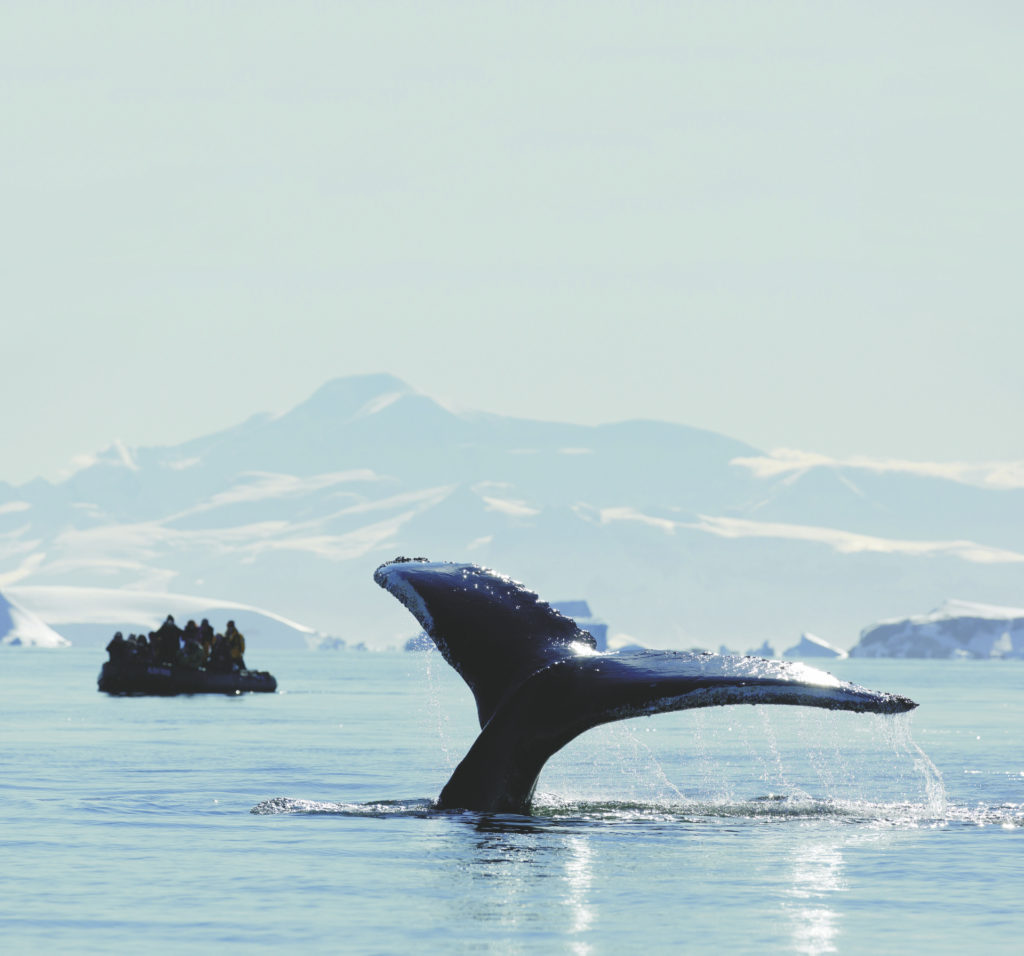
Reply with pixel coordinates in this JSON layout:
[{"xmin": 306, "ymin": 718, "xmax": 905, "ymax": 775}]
[{"xmin": 2, "ymin": 373, "xmax": 1021, "ymax": 650}]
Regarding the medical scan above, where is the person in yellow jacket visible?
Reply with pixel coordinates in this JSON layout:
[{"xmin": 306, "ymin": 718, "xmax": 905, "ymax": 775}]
[{"xmin": 225, "ymin": 620, "xmax": 246, "ymax": 671}]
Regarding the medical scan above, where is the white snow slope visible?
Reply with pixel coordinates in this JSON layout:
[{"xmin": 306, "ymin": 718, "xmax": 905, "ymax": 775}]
[
  {"xmin": 0, "ymin": 590, "xmax": 69, "ymax": 647},
  {"xmin": 6, "ymin": 585, "xmax": 328, "ymax": 650}
]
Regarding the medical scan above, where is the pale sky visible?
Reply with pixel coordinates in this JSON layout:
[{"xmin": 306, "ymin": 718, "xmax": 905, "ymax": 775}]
[{"xmin": 3, "ymin": 2, "xmax": 1022, "ymax": 485}]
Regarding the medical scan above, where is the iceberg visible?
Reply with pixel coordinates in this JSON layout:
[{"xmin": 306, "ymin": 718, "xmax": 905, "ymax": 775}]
[
  {"xmin": 851, "ymin": 599, "xmax": 1024, "ymax": 659},
  {"xmin": 0, "ymin": 590, "xmax": 70, "ymax": 647},
  {"xmin": 783, "ymin": 632, "xmax": 848, "ymax": 660}
]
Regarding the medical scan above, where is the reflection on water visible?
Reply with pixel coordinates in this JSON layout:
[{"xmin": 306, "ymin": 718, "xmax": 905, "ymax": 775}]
[
  {"xmin": 563, "ymin": 835, "xmax": 595, "ymax": 948},
  {"xmin": 457, "ymin": 825, "xmax": 597, "ymax": 951},
  {"xmin": 462, "ymin": 829, "xmax": 541, "ymax": 936},
  {"xmin": 783, "ymin": 838, "xmax": 847, "ymax": 955}
]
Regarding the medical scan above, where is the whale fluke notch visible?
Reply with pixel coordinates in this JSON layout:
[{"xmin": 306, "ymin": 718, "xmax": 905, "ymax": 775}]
[{"xmin": 374, "ymin": 558, "xmax": 918, "ymax": 813}]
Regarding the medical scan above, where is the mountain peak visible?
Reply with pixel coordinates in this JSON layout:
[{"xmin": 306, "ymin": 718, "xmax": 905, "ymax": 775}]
[
  {"xmin": 282, "ymin": 374, "xmax": 418, "ymax": 424},
  {"xmin": 308, "ymin": 373, "xmax": 413, "ymax": 404},
  {"xmin": 270, "ymin": 374, "xmax": 421, "ymax": 429}
]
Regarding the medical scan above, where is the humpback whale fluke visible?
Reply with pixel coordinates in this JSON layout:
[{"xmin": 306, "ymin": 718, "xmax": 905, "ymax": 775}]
[{"xmin": 374, "ymin": 558, "xmax": 917, "ymax": 813}]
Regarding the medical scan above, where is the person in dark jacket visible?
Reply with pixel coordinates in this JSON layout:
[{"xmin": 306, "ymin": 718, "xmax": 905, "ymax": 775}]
[
  {"xmin": 209, "ymin": 630, "xmax": 231, "ymax": 672},
  {"xmin": 106, "ymin": 632, "xmax": 126, "ymax": 661},
  {"xmin": 199, "ymin": 619, "xmax": 215, "ymax": 665},
  {"xmin": 181, "ymin": 620, "xmax": 203, "ymax": 669},
  {"xmin": 153, "ymin": 615, "xmax": 183, "ymax": 664}
]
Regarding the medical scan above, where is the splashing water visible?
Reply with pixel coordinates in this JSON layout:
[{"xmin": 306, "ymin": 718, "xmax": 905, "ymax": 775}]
[
  {"xmin": 536, "ymin": 706, "xmax": 945, "ymax": 812},
  {"xmin": 877, "ymin": 712, "xmax": 948, "ymax": 817},
  {"xmin": 416, "ymin": 645, "xmax": 478, "ymax": 775},
  {"xmin": 249, "ymin": 705, "xmax": 1018, "ymax": 830},
  {"xmin": 253, "ymin": 656, "xmax": 1024, "ymax": 833}
]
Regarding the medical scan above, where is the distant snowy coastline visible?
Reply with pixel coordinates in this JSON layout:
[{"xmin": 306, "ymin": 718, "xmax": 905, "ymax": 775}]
[
  {"xmin": 851, "ymin": 600, "xmax": 1024, "ymax": 659},
  {"xmin": 5, "ymin": 585, "xmax": 339, "ymax": 651},
  {"xmin": 8, "ymin": 578, "xmax": 1023, "ymax": 661}
]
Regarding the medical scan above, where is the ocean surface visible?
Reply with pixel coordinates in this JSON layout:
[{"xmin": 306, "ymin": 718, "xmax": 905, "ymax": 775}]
[{"xmin": 2, "ymin": 649, "xmax": 1021, "ymax": 954}]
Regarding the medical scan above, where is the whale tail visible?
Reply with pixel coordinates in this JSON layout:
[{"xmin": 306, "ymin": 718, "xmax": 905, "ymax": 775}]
[{"xmin": 374, "ymin": 558, "xmax": 917, "ymax": 813}]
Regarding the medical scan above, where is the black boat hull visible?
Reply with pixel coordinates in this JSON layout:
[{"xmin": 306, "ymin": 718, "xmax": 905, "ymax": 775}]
[{"xmin": 98, "ymin": 660, "xmax": 277, "ymax": 695}]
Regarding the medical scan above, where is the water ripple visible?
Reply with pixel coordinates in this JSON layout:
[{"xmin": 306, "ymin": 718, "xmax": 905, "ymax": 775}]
[{"xmin": 251, "ymin": 794, "xmax": 1024, "ymax": 829}]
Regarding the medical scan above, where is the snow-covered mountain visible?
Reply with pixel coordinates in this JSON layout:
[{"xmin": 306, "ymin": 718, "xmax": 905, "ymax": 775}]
[
  {"xmin": 851, "ymin": 600, "xmax": 1024, "ymax": 659},
  {"xmin": 2, "ymin": 373, "xmax": 1022, "ymax": 650}
]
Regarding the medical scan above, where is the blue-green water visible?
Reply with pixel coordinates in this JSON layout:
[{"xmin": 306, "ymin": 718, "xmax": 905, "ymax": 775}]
[{"xmin": 2, "ymin": 650, "xmax": 1021, "ymax": 953}]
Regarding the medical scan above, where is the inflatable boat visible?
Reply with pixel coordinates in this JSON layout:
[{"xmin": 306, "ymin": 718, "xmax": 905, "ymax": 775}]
[{"xmin": 98, "ymin": 659, "xmax": 277, "ymax": 695}]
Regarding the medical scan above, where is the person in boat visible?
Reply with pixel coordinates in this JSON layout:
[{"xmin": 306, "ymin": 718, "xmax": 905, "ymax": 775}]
[
  {"xmin": 154, "ymin": 615, "xmax": 183, "ymax": 665},
  {"xmin": 225, "ymin": 620, "xmax": 246, "ymax": 671},
  {"xmin": 209, "ymin": 630, "xmax": 232, "ymax": 672},
  {"xmin": 126, "ymin": 633, "xmax": 149, "ymax": 662},
  {"xmin": 106, "ymin": 631, "xmax": 126, "ymax": 661},
  {"xmin": 199, "ymin": 619, "xmax": 215, "ymax": 665},
  {"xmin": 181, "ymin": 620, "xmax": 204, "ymax": 670}
]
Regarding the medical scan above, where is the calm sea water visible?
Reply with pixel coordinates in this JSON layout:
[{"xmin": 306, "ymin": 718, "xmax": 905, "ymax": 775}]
[{"xmin": 2, "ymin": 649, "xmax": 1021, "ymax": 954}]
